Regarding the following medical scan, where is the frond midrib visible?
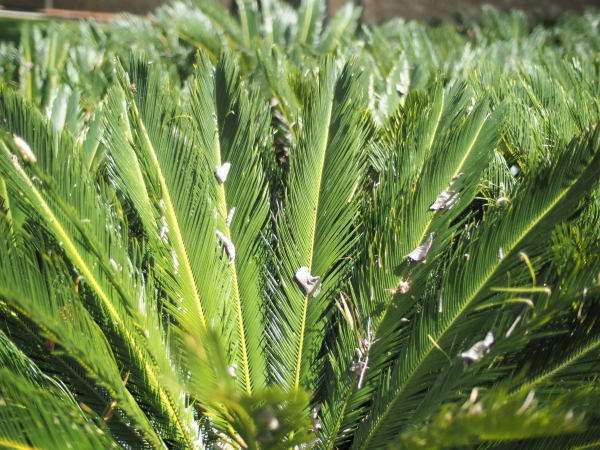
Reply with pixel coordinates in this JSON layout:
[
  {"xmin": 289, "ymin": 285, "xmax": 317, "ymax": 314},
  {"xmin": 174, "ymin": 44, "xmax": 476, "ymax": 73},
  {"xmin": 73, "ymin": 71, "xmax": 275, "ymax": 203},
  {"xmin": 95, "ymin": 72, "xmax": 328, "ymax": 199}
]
[
  {"xmin": 216, "ymin": 175, "xmax": 253, "ymax": 394},
  {"xmin": 329, "ymin": 89, "xmax": 449, "ymax": 448},
  {"xmin": 294, "ymin": 77, "xmax": 335, "ymax": 392},
  {"xmin": 415, "ymin": 99, "xmax": 486, "ymax": 249},
  {"xmin": 129, "ymin": 99, "xmax": 207, "ymax": 330},
  {"xmin": 509, "ymin": 333, "xmax": 600, "ymax": 399},
  {"xmin": 298, "ymin": 0, "xmax": 314, "ymax": 45},
  {"xmin": 0, "ymin": 438, "xmax": 38, "ymax": 450},
  {"xmin": 324, "ymin": 378, "xmax": 358, "ymax": 450}
]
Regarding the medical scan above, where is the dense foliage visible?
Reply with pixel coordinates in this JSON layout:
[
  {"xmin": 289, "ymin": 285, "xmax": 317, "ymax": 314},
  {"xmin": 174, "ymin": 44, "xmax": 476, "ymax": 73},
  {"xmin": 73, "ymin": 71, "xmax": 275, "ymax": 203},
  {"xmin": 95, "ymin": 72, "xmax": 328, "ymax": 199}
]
[{"xmin": 1, "ymin": 1, "xmax": 600, "ymax": 448}]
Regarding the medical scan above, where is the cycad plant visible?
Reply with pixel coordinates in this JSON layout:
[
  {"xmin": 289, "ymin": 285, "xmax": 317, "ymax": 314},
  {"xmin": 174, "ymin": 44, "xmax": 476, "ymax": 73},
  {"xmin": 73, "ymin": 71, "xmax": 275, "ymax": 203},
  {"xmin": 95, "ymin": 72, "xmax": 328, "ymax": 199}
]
[{"xmin": 1, "ymin": 1, "xmax": 600, "ymax": 449}]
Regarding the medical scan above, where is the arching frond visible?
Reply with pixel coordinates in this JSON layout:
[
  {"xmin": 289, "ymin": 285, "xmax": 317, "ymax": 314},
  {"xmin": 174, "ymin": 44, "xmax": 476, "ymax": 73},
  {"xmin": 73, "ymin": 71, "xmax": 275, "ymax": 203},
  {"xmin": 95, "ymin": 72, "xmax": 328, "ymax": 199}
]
[
  {"xmin": 320, "ymin": 80, "xmax": 503, "ymax": 447},
  {"xmin": 0, "ymin": 88, "xmax": 194, "ymax": 448},
  {"xmin": 267, "ymin": 59, "xmax": 373, "ymax": 393},
  {"xmin": 352, "ymin": 129, "xmax": 600, "ymax": 449},
  {"xmin": 0, "ymin": 369, "xmax": 121, "ymax": 449},
  {"xmin": 395, "ymin": 385, "xmax": 590, "ymax": 449}
]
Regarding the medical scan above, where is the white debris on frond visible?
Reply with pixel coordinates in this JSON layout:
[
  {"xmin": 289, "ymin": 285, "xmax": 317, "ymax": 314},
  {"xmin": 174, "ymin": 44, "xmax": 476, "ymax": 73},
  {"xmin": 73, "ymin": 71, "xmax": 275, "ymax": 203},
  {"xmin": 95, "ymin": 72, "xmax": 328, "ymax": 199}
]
[
  {"xmin": 215, "ymin": 162, "xmax": 231, "ymax": 183},
  {"xmin": 216, "ymin": 230, "xmax": 236, "ymax": 264},
  {"xmin": 227, "ymin": 364, "xmax": 238, "ymax": 380},
  {"xmin": 226, "ymin": 207, "xmax": 235, "ymax": 228},
  {"xmin": 450, "ymin": 173, "xmax": 464, "ymax": 185},
  {"xmin": 13, "ymin": 136, "xmax": 36, "ymax": 163},
  {"xmin": 430, "ymin": 190, "xmax": 457, "ymax": 210},
  {"xmin": 295, "ymin": 267, "xmax": 320, "ymax": 295},
  {"xmin": 399, "ymin": 279, "xmax": 410, "ymax": 294},
  {"xmin": 407, "ymin": 232, "xmax": 436, "ymax": 261},
  {"xmin": 109, "ymin": 258, "xmax": 119, "ymax": 273},
  {"xmin": 309, "ymin": 404, "xmax": 322, "ymax": 433},
  {"xmin": 460, "ymin": 331, "xmax": 495, "ymax": 362},
  {"xmin": 159, "ymin": 216, "xmax": 169, "ymax": 243},
  {"xmin": 467, "ymin": 97, "xmax": 476, "ymax": 114},
  {"xmin": 171, "ymin": 247, "xmax": 179, "ymax": 274},
  {"xmin": 254, "ymin": 406, "xmax": 279, "ymax": 431},
  {"xmin": 10, "ymin": 154, "xmax": 20, "ymax": 169}
]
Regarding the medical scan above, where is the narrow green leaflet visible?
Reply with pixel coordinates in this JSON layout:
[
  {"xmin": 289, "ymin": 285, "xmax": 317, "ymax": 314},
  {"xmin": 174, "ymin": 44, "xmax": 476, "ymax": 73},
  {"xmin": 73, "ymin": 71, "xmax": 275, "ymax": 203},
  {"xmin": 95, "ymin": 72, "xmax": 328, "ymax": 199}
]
[{"xmin": 296, "ymin": 0, "xmax": 326, "ymax": 48}]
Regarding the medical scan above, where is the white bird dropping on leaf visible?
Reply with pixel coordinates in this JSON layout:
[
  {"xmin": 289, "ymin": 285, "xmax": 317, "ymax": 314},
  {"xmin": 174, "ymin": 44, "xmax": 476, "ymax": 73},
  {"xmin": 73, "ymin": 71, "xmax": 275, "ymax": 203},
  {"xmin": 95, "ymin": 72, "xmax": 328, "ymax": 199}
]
[
  {"xmin": 399, "ymin": 279, "xmax": 410, "ymax": 294},
  {"xmin": 309, "ymin": 404, "xmax": 322, "ymax": 433},
  {"xmin": 430, "ymin": 190, "xmax": 457, "ymax": 210},
  {"xmin": 216, "ymin": 230, "xmax": 236, "ymax": 264},
  {"xmin": 254, "ymin": 406, "xmax": 280, "ymax": 431},
  {"xmin": 295, "ymin": 266, "xmax": 320, "ymax": 295},
  {"xmin": 109, "ymin": 258, "xmax": 119, "ymax": 273},
  {"xmin": 226, "ymin": 207, "xmax": 235, "ymax": 228},
  {"xmin": 460, "ymin": 331, "xmax": 495, "ymax": 362},
  {"xmin": 215, "ymin": 162, "xmax": 231, "ymax": 183},
  {"xmin": 450, "ymin": 173, "xmax": 464, "ymax": 185},
  {"xmin": 171, "ymin": 247, "xmax": 179, "ymax": 274},
  {"xmin": 13, "ymin": 136, "xmax": 36, "ymax": 163},
  {"xmin": 227, "ymin": 363, "xmax": 238, "ymax": 380},
  {"xmin": 408, "ymin": 233, "xmax": 436, "ymax": 261}
]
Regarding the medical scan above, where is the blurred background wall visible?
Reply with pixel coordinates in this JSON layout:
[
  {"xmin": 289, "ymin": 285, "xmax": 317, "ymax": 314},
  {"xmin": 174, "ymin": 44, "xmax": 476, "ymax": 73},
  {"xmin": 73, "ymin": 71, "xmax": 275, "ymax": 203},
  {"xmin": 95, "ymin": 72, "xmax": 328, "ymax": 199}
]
[
  {"xmin": 4, "ymin": 0, "xmax": 600, "ymax": 22},
  {"xmin": 350, "ymin": 0, "xmax": 600, "ymax": 23}
]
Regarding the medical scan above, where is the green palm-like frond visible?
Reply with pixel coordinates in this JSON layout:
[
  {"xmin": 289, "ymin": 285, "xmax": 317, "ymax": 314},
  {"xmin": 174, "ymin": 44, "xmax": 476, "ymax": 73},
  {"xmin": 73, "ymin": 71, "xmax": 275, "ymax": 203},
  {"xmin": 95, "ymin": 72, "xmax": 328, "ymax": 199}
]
[
  {"xmin": 352, "ymin": 128, "xmax": 600, "ymax": 449},
  {"xmin": 0, "ymin": 216, "xmax": 164, "ymax": 446},
  {"xmin": 0, "ymin": 369, "xmax": 121, "ymax": 449},
  {"xmin": 18, "ymin": 23, "xmax": 70, "ymax": 108},
  {"xmin": 154, "ymin": 1, "xmax": 225, "ymax": 62},
  {"xmin": 395, "ymin": 385, "xmax": 591, "ymax": 449},
  {"xmin": 320, "ymin": 80, "xmax": 504, "ymax": 447},
  {"xmin": 3, "ymin": 5, "xmax": 600, "ymax": 449},
  {"xmin": 0, "ymin": 88, "xmax": 194, "ymax": 448},
  {"xmin": 186, "ymin": 50, "xmax": 272, "ymax": 393},
  {"xmin": 317, "ymin": 4, "xmax": 361, "ymax": 55},
  {"xmin": 191, "ymin": 0, "xmax": 244, "ymax": 50},
  {"xmin": 106, "ymin": 50, "xmax": 273, "ymax": 397},
  {"xmin": 296, "ymin": 0, "xmax": 326, "ymax": 48},
  {"xmin": 107, "ymin": 52, "xmax": 216, "ymax": 333},
  {"xmin": 267, "ymin": 59, "xmax": 373, "ymax": 393}
]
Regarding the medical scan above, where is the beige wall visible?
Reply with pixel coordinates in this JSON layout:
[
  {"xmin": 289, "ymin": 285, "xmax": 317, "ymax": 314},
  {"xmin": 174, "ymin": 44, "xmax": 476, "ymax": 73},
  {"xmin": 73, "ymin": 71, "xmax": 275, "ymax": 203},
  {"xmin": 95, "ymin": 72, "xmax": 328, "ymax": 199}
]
[{"xmin": 5, "ymin": 0, "xmax": 600, "ymax": 21}]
